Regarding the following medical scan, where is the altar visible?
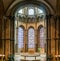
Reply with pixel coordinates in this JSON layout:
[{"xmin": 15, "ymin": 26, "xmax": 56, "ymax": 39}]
[{"xmin": 14, "ymin": 53, "xmax": 46, "ymax": 61}]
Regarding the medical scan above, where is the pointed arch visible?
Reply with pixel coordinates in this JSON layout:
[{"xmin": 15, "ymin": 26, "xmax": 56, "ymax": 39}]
[{"xmin": 28, "ymin": 27, "xmax": 35, "ymax": 48}]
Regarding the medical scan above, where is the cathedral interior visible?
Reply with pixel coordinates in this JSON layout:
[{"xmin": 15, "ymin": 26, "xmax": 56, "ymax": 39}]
[{"xmin": 0, "ymin": 0, "xmax": 60, "ymax": 61}]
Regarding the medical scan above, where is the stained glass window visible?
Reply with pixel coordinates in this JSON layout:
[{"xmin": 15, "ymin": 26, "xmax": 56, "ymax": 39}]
[
  {"xmin": 18, "ymin": 9, "xmax": 23, "ymax": 14},
  {"xmin": 40, "ymin": 27, "xmax": 44, "ymax": 48},
  {"xmin": 28, "ymin": 28, "xmax": 35, "ymax": 48},
  {"xmin": 38, "ymin": 9, "xmax": 43, "ymax": 14},
  {"xmin": 28, "ymin": 9, "xmax": 34, "ymax": 15},
  {"xmin": 18, "ymin": 27, "xmax": 24, "ymax": 48}
]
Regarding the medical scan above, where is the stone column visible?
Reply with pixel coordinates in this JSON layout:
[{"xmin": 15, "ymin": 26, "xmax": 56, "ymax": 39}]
[
  {"xmin": 25, "ymin": 29, "xmax": 28, "ymax": 52},
  {"xmin": 5, "ymin": 18, "xmax": 10, "ymax": 60},
  {"xmin": 10, "ymin": 17, "xmax": 14, "ymax": 54}
]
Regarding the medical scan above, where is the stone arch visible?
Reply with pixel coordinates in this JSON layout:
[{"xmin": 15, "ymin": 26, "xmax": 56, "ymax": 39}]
[
  {"xmin": 19, "ymin": 25, "xmax": 25, "ymax": 30},
  {"xmin": 6, "ymin": 0, "xmax": 55, "ymax": 16},
  {"xmin": 28, "ymin": 26, "xmax": 34, "ymax": 30}
]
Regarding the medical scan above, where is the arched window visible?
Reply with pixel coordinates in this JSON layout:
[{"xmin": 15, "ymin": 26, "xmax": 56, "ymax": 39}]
[
  {"xmin": 40, "ymin": 27, "xmax": 44, "ymax": 48},
  {"xmin": 18, "ymin": 27, "xmax": 24, "ymax": 48},
  {"xmin": 28, "ymin": 28, "xmax": 35, "ymax": 48},
  {"xmin": 15, "ymin": 5, "xmax": 46, "ymax": 19}
]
